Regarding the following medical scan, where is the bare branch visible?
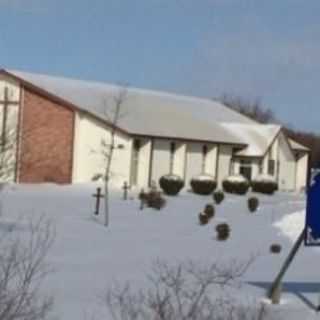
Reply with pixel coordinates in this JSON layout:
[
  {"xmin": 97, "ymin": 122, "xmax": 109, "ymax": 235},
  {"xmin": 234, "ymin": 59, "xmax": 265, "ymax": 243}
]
[
  {"xmin": 0, "ymin": 217, "xmax": 55, "ymax": 320},
  {"xmin": 103, "ymin": 259, "xmax": 272, "ymax": 320}
]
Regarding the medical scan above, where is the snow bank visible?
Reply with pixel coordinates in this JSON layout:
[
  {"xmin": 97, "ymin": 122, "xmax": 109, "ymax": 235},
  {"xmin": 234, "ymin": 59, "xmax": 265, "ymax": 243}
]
[
  {"xmin": 161, "ymin": 174, "xmax": 183, "ymax": 181},
  {"xmin": 274, "ymin": 210, "xmax": 305, "ymax": 242},
  {"xmin": 224, "ymin": 174, "xmax": 248, "ymax": 183},
  {"xmin": 253, "ymin": 174, "xmax": 276, "ymax": 183},
  {"xmin": 191, "ymin": 174, "xmax": 216, "ymax": 181}
]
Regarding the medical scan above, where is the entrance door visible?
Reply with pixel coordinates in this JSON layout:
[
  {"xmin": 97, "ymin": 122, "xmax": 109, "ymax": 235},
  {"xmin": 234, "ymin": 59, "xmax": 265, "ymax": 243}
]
[{"xmin": 239, "ymin": 159, "xmax": 252, "ymax": 181}]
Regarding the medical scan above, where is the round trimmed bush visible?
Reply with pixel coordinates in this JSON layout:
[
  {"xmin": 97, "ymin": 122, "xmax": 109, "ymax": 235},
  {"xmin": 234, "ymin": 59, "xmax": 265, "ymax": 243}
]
[
  {"xmin": 213, "ymin": 190, "xmax": 225, "ymax": 205},
  {"xmin": 190, "ymin": 175, "xmax": 217, "ymax": 195},
  {"xmin": 146, "ymin": 191, "xmax": 166, "ymax": 210},
  {"xmin": 138, "ymin": 189, "xmax": 147, "ymax": 201},
  {"xmin": 204, "ymin": 204, "xmax": 215, "ymax": 219},
  {"xmin": 222, "ymin": 175, "xmax": 250, "ymax": 195},
  {"xmin": 270, "ymin": 243, "xmax": 282, "ymax": 254},
  {"xmin": 159, "ymin": 174, "xmax": 184, "ymax": 196},
  {"xmin": 199, "ymin": 212, "xmax": 209, "ymax": 225},
  {"xmin": 216, "ymin": 223, "xmax": 231, "ymax": 241},
  {"xmin": 248, "ymin": 197, "xmax": 259, "ymax": 213},
  {"xmin": 251, "ymin": 175, "xmax": 278, "ymax": 195}
]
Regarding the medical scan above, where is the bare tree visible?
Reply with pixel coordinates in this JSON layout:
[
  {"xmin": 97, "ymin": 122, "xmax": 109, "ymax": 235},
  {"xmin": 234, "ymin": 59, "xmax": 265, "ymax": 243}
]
[
  {"xmin": 0, "ymin": 123, "xmax": 18, "ymax": 183},
  {"xmin": 0, "ymin": 217, "xmax": 54, "ymax": 320},
  {"xmin": 220, "ymin": 93, "xmax": 320, "ymax": 169},
  {"xmin": 0, "ymin": 109, "xmax": 20, "ymax": 217},
  {"xmin": 220, "ymin": 94, "xmax": 276, "ymax": 124},
  {"xmin": 103, "ymin": 258, "xmax": 270, "ymax": 320},
  {"xmin": 92, "ymin": 87, "xmax": 128, "ymax": 227}
]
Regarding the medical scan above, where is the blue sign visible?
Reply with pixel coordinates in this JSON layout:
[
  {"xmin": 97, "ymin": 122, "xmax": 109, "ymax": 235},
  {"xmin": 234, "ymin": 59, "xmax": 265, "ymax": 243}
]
[{"xmin": 305, "ymin": 170, "xmax": 320, "ymax": 246}]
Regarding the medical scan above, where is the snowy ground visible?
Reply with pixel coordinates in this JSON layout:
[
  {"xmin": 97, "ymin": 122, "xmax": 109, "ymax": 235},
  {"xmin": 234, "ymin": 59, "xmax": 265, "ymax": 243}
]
[{"xmin": 1, "ymin": 184, "xmax": 319, "ymax": 319}]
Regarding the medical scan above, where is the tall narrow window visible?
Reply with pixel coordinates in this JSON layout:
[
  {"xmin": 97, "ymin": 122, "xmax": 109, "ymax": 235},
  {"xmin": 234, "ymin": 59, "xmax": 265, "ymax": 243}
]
[
  {"xmin": 202, "ymin": 145, "xmax": 208, "ymax": 173},
  {"xmin": 130, "ymin": 139, "xmax": 140, "ymax": 186},
  {"xmin": 169, "ymin": 142, "xmax": 176, "ymax": 174},
  {"xmin": 259, "ymin": 160, "xmax": 263, "ymax": 174},
  {"xmin": 268, "ymin": 159, "xmax": 275, "ymax": 176}
]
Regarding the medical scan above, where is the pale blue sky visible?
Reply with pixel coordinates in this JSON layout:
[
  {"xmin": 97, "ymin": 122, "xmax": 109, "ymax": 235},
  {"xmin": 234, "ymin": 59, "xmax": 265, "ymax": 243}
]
[{"xmin": 0, "ymin": 0, "xmax": 319, "ymax": 132}]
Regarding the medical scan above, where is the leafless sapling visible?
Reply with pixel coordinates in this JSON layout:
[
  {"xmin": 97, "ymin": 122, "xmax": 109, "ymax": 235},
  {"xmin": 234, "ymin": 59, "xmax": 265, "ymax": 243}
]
[{"xmin": 0, "ymin": 217, "xmax": 55, "ymax": 320}]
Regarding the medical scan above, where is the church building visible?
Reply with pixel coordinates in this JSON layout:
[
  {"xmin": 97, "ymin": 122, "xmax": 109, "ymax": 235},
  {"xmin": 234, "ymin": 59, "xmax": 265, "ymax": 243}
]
[{"xmin": 0, "ymin": 69, "xmax": 309, "ymax": 191}]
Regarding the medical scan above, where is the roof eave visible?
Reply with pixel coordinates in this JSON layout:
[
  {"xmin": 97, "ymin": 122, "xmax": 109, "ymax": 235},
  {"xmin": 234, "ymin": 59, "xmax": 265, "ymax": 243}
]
[{"xmin": 0, "ymin": 69, "xmax": 131, "ymax": 136}]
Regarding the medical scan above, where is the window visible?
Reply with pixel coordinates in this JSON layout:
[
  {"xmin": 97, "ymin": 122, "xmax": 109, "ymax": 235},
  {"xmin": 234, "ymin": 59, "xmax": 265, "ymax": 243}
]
[
  {"xmin": 130, "ymin": 139, "xmax": 141, "ymax": 185},
  {"xmin": 259, "ymin": 160, "xmax": 263, "ymax": 174},
  {"xmin": 169, "ymin": 142, "xmax": 176, "ymax": 174},
  {"xmin": 268, "ymin": 159, "xmax": 275, "ymax": 176},
  {"xmin": 202, "ymin": 145, "xmax": 208, "ymax": 173}
]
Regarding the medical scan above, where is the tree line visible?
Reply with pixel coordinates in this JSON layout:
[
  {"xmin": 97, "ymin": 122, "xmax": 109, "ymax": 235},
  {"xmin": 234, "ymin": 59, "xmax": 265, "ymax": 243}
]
[{"xmin": 220, "ymin": 94, "xmax": 320, "ymax": 169}]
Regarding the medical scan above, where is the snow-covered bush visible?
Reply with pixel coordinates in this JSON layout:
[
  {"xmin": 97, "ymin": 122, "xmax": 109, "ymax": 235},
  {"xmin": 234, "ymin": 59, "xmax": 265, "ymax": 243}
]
[
  {"xmin": 190, "ymin": 175, "xmax": 217, "ymax": 195},
  {"xmin": 270, "ymin": 243, "xmax": 282, "ymax": 254},
  {"xmin": 216, "ymin": 223, "xmax": 231, "ymax": 241},
  {"xmin": 143, "ymin": 190, "xmax": 166, "ymax": 210},
  {"xmin": 204, "ymin": 204, "xmax": 215, "ymax": 219},
  {"xmin": 251, "ymin": 175, "xmax": 278, "ymax": 195},
  {"xmin": 159, "ymin": 174, "xmax": 184, "ymax": 196},
  {"xmin": 213, "ymin": 190, "xmax": 225, "ymax": 205},
  {"xmin": 248, "ymin": 197, "xmax": 259, "ymax": 213},
  {"xmin": 222, "ymin": 175, "xmax": 249, "ymax": 195},
  {"xmin": 198, "ymin": 212, "xmax": 209, "ymax": 225}
]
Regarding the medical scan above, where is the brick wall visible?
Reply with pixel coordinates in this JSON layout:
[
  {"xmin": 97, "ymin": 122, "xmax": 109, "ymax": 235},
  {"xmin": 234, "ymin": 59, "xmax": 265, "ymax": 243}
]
[{"xmin": 18, "ymin": 88, "xmax": 75, "ymax": 183}]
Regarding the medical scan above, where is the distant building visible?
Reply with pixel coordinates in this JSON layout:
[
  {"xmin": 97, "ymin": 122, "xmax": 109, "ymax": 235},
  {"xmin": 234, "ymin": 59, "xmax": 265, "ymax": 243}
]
[{"xmin": 0, "ymin": 69, "xmax": 309, "ymax": 191}]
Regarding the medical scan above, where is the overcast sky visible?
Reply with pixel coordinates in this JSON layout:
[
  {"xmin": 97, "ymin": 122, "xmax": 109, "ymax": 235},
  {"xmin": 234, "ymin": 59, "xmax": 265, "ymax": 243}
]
[{"xmin": 0, "ymin": 0, "xmax": 319, "ymax": 132}]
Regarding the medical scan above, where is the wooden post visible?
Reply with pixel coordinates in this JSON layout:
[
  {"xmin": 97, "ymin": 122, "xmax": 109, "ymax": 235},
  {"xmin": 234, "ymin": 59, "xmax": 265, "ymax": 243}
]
[
  {"xmin": 92, "ymin": 187, "xmax": 104, "ymax": 215},
  {"xmin": 268, "ymin": 228, "xmax": 305, "ymax": 303}
]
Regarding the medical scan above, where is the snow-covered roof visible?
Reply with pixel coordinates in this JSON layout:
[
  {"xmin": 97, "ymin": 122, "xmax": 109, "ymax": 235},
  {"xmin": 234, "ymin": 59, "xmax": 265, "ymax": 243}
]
[
  {"xmin": 289, "ymin": 139, "xmax": 309, "ymax": 152},
  {"xmin": 4, "ymin": 69, "xmax": 298, "ymax": 156},
  {"xmin": 221, "ymin": 123, "xmax": 281, "ymax": 157},
  {"xmin": 4, "ymin": 69, "xmax": 256, "ymax": 145}
]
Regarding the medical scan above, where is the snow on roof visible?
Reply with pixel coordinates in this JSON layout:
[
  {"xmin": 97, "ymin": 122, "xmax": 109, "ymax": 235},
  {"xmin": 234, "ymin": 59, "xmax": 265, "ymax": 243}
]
[
  {"xmin": 221, "ymin": 123, "xmax": 281, "ymax": 157},
  {"xmin": 4, "ymin": 69, "xmax": 283, "ymax": 152},
  {"xmin": 289, "ymin": 139, "xmax": 309, "ymax": 152},
  {"xmin": 6, "ymin": 69, "xmax": 256, "ymax": 145}
]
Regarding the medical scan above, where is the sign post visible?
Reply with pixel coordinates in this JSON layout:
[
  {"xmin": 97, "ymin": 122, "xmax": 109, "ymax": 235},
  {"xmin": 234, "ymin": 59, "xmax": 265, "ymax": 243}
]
[
  {"xmin": 305, "ymin": 169, "xmax": 320, "ymax": 246},
  {"xmin": 268, "ymin": 229, "xmax": 305, "ymax": 303},
  {"xmin": 268, "ymin": 169, "xmax": 320, "ymax": 304}
]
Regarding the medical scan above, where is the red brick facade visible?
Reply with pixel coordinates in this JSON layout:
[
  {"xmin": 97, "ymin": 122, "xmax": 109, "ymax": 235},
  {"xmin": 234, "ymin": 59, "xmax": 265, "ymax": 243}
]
[{"xmin": 18, "ymin": 88, "xmax": 75, "ymax": 183}]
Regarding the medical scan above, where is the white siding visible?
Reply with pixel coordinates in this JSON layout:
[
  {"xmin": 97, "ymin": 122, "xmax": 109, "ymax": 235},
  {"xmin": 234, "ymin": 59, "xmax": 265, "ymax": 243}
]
[
  {"xmin": 295, "ymin": 152, "xmax": 308, "ymax": 191},
  {"xmin": 217, "ymin": 145, "xmax": 233, "ymax": 187},
  {"xmin": 151, "ymin": 139, "xmax": 171, "ymax": 185},
  {"xmin": 0, "ymin": 76, "xmax": 20, "ymax": 102},
  {"xmin": 173, "ymin": 143, "xmax": 186, "ymax": 179},
  {"xmin": 185, "ymin": 143, "xmax": 203, "ymax": 185},
  {"xmin": 185, "ymin": 143, "xmax": 217, "ymax": 184},
  {"xmin": 0, "ymin": 77, "xmax": 20, "ymax": 182},
  {"xmin": 136, "ymin": 139, "xmax": 152, "ymax": 188},
  {"xmin": 262, "ymin": 137, "xmax": 278, "ymax": 177},
  {"xmin": 72, "ymin": 113, "xmax": 132, "ymax": 187},
  {"xmin": 205, "ymin": 144, "xmax": 218, "ymax": 177},
  {"xmin": 278, "ymin": 132, "xmax": 296, "ymax": 191},
  {"xmin": 151, "ymin": 139, "xmax": 188, "ymax": 186}
]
